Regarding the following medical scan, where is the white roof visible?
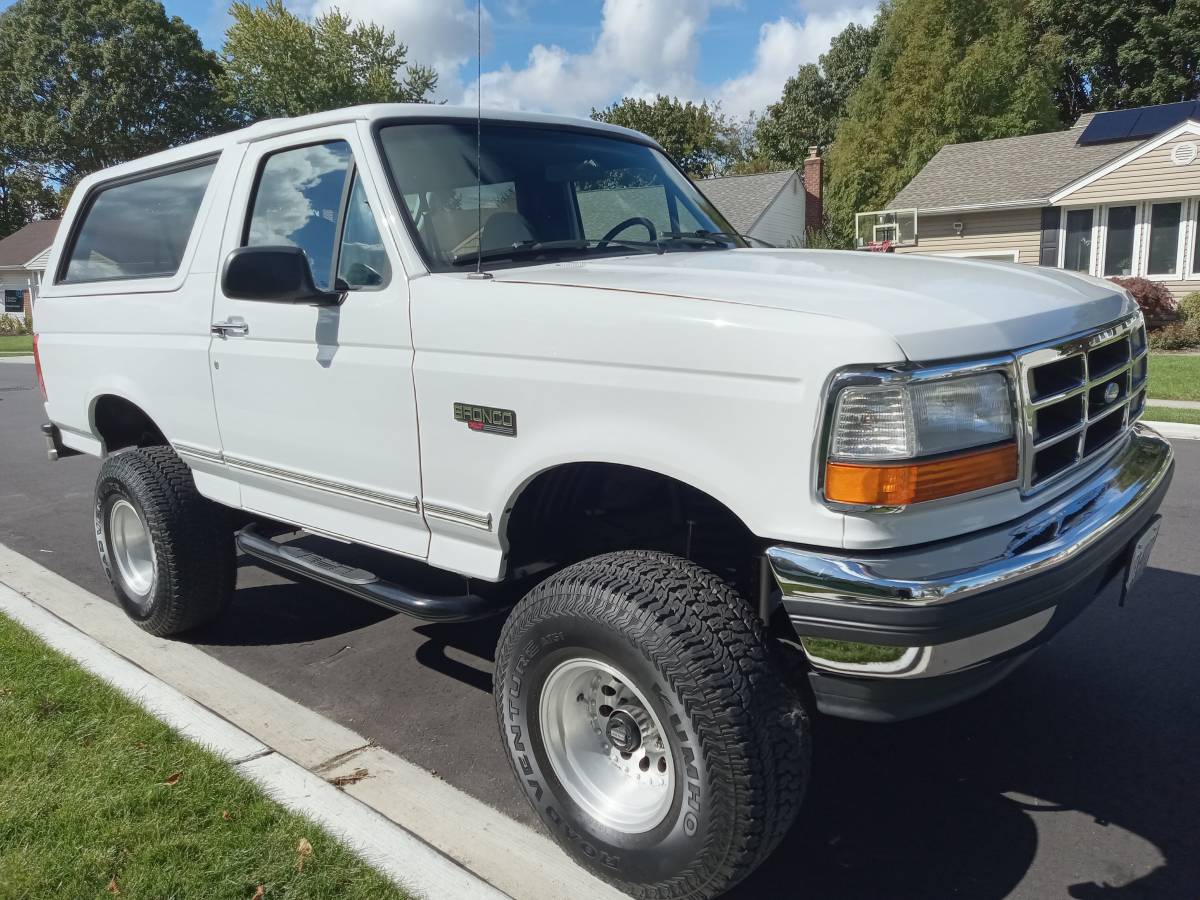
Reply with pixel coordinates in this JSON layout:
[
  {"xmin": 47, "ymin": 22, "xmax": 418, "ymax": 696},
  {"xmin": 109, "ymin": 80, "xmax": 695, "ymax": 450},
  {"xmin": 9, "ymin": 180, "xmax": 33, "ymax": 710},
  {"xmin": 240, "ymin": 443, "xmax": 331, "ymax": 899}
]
[{"xmin": 71, "ymin": 104, "xmax": 660, "ymax": 195}]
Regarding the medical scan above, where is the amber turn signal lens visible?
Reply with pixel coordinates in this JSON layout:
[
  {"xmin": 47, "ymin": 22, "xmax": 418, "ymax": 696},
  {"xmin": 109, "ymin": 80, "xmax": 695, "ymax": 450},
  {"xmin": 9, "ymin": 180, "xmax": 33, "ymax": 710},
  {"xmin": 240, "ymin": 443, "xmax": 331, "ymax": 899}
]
[{"xmin": 825, "ymin": 442, "xmax": 1018, "ymax": 506}]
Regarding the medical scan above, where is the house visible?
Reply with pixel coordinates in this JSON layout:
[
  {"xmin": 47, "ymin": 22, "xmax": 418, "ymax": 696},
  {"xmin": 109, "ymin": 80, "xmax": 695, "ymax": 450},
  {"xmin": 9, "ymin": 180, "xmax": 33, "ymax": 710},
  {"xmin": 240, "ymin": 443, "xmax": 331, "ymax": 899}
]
[
  {"xmin": 859, "ymin": 101, "xmax": 1200, "ymax": 299},
  {"xmin": 700, "ymin": 148, "xmax": 823, "ymax": 246},
  {"xmin": 0, "ymin": 219, "xmax": 60, "ymax": 324}
]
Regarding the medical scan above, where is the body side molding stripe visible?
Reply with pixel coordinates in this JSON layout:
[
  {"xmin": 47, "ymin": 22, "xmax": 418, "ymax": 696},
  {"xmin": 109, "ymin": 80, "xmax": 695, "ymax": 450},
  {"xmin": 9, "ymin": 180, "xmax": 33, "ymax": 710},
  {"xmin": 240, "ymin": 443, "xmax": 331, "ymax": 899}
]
[
  {"xmin": 173, "ymin": 442, "xmax": 225, "ymax": 465},
  {"xmin": 182, "ymin": 447, "xmax": 421, "ymax": 514},
  {"xmin": 421, "ymin": 502, "xmax": 493, "ymax": 531}
]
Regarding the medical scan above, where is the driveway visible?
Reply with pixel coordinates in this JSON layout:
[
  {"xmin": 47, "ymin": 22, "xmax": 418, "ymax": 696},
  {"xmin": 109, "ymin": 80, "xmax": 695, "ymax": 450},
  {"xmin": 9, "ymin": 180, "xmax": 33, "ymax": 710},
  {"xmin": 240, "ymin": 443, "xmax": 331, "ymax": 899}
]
[{"xmin": 2, "ymin": 358, "xmax": 1198, "ymax": 898}]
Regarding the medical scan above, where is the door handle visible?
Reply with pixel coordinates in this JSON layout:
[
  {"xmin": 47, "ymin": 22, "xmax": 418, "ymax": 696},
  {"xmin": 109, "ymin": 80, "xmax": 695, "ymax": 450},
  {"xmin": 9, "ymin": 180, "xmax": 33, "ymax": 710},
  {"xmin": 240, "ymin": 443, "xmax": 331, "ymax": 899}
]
[{"xmin": 211, "ymin": 318, "xmax": 249, "ymax": 338}]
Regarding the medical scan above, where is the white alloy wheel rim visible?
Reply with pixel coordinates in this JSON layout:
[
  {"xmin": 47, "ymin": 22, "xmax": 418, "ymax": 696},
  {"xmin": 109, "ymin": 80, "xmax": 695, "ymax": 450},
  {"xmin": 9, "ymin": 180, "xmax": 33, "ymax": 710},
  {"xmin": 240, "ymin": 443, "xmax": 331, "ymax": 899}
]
[
  {"xmin": 108, "ymin": 499, "xmax": 156, "ymax": 597},
  {"xmin": 538, "ymin": 657, "xmax": 675, "ymax": 833}
]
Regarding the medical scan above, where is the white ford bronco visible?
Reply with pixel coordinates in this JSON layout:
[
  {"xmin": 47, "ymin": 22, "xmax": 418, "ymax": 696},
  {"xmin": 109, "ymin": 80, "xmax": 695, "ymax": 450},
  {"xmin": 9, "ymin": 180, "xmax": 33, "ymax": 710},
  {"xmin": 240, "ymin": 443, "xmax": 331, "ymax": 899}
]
[{"xmin": 35, "ymin": 105, "xmax": 1174, "ymax": 898}]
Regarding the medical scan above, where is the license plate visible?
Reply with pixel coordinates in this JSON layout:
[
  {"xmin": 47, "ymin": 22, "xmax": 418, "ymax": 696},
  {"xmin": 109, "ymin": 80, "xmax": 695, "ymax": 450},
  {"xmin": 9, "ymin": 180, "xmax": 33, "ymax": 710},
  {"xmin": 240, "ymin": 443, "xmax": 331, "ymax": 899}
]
[{"xmin": 1122, "ymin": 516, "xmax": 1162, "ymax": 603}]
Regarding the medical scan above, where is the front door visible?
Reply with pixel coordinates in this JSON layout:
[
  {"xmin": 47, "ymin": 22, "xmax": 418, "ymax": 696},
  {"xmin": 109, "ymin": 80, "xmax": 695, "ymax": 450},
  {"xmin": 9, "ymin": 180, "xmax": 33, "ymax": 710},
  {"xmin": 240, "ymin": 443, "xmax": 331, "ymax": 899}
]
[{"xmin": 208, "ymin": 126, "xmax": 428, "ymax": 558}]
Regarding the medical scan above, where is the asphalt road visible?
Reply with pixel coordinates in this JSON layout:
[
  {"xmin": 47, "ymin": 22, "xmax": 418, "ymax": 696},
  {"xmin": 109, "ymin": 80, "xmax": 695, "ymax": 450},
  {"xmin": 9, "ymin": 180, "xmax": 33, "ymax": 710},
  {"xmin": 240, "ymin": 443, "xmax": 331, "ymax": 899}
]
[{"xmin": 2, "ymin": 356, "xmax": 1198, "ymax": 899}]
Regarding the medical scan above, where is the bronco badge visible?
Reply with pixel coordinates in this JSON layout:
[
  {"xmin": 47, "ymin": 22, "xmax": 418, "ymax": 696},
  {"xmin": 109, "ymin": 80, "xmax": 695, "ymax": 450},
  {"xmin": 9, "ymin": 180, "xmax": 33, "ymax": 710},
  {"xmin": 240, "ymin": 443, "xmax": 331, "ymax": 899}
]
[{"xmin": 454, "ymin": 402, "xmax": 517, "ymax": 437}]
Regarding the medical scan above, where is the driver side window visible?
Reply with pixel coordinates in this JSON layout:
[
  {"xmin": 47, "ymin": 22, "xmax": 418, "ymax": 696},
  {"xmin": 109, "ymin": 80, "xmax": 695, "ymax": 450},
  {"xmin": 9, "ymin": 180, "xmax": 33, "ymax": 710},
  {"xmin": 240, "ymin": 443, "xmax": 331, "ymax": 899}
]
[{"xmin": 245, "ymin": 140, "xmax": 392, "ymax": 291}]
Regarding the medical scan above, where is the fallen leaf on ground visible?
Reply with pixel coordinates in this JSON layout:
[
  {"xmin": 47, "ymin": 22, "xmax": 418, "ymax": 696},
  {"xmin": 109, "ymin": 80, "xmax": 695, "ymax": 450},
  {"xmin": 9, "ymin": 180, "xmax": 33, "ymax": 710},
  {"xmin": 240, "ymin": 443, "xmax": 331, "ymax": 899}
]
[
  {"xmin": 106, "ymin": 876, "xmax": 120, "ymax": 894},
  {"xmin": 221, "ymin": 810, "xmax": 232, "ymax": 821},
  {"xmin": 163, "ymin": 772, "xmax": 181, "ymax": 786},
  {"xmin": 251, "ymin": 886, "xmax": 264, "ymax": 900},
  {"xmin": 327, "ymin": 767, "xmax": 369, "ymax": 788},
  {"xmin": 296, "ymin": 837, "xmax": 313, "ymax": 872}
]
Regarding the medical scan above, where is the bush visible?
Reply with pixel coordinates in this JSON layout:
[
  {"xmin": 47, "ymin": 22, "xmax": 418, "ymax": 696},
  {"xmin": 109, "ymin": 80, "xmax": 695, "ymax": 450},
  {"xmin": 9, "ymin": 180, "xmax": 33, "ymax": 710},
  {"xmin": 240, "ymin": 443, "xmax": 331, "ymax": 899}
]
[
  {"xmin": 0, "ymin": 314, "xmax": 26, "ymax": 336},
  {"xmin": 1148, "ymin": 320, "xmax": 1200, "ymax": 352},
  {"xmin": 1109, "ymin": 277, "xmax": 1178, "ymax": 329},
  {"xmin": 1177, "ymin": 291, "xmax": 1200, "ymax": 324}
]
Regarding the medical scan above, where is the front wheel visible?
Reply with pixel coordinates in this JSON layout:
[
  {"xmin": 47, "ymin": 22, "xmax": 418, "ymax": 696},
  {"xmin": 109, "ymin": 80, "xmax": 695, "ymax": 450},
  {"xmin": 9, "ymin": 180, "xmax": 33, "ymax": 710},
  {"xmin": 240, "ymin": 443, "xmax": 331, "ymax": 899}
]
[{"xmin": 494, "ymin": 551, "xmax": 809, "ymax": 898}]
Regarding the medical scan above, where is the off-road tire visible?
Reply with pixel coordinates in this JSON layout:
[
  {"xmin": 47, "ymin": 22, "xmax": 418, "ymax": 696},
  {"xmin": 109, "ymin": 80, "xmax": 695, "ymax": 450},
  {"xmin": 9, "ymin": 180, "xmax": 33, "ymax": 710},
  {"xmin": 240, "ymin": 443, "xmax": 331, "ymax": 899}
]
[
  {"xmin": 494, "ymin": 550, "xmax": 810, "ymax": 899},
  {"xmin": 94, "ymin": 446, "xmax": 235, "ymax": 636}
]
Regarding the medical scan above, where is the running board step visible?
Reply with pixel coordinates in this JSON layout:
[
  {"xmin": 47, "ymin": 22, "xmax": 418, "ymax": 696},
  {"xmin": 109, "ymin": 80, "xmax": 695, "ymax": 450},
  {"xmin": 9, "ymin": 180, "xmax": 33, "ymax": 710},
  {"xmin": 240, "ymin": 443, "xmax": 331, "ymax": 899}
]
[{"xmin": 235, "ymin": 524, "xmax": 504, "ymax": 623}]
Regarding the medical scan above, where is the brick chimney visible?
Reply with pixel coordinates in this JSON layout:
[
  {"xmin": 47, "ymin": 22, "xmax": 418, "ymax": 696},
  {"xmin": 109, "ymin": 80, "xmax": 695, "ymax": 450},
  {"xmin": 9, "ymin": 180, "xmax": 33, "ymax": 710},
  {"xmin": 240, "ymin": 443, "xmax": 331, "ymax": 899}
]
[{"xmin": 803, "ymin": 146, "xmax": 823, "ymax": 234}]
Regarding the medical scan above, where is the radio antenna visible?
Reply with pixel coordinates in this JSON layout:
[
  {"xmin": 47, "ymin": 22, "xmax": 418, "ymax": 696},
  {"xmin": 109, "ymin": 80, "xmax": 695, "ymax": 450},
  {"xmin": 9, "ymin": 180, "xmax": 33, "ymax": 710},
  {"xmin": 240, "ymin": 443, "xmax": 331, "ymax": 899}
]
[{"xmin": 468, "ymin": 0, "xmax": 491, "ymax": 280}]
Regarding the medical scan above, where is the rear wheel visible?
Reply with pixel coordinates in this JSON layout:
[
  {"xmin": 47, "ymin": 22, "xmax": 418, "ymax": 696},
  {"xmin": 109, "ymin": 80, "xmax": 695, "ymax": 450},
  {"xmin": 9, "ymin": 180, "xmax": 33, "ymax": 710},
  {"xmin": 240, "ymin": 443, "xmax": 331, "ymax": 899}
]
[
  {"xmin": 94, "ymin": 446, "xmax": 234, "ymax": 636},
  {"xmin": 494, "ymin": 550, "xmax": 809, "ymax": 898}
]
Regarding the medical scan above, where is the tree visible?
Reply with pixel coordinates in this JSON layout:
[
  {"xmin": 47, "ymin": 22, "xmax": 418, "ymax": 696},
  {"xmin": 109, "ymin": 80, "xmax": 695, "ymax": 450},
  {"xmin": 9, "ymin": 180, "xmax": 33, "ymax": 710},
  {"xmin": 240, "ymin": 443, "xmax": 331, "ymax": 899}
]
[
  {"xmin": 1036, "ymin": 0, "xmax": 1200, "ymax": 123},
  {"xmin": 823, "ymin": 20, "xmax": 887, "ymax": 111},
  {"xmin": 755, "ymin": 65, "xmax": 839, "ymax": 166},
  {"xmin": 0, "ymin": 0, "xmax": 226, "ymax": 186},
  {"xmin": 221, "ymin": 0, "xmax": 437, "ymax": 122},
  {"xmin": 591, "ymin": 96, "xmax": 739, "ymax": 177},
  {"xmin": 0, "ymin": 160, "xmax": 59, "ymax": 240},
  {"xmin": 754, "ymin": 17, "xmax": 885, "ymax": 167},
  {"xmin": 824, "ymin": 0, "xmax": 1061, "ymax": 243}
]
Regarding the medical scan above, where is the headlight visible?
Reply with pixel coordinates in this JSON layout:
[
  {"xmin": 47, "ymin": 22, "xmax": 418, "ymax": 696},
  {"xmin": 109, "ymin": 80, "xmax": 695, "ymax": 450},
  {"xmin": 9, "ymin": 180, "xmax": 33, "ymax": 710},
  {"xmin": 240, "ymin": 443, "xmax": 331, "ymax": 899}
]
[{"xmin": 825, "ymin": 371, "xmax": 1018, "ymax": 507}]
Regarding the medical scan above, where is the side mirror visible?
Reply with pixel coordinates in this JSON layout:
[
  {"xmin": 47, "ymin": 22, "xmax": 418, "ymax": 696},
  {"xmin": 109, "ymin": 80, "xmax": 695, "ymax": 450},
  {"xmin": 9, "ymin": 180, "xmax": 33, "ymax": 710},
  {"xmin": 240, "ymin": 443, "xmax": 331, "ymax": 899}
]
[{"xmin": 221, "ymin": 246, "xmax": 343, "ymax": 305}]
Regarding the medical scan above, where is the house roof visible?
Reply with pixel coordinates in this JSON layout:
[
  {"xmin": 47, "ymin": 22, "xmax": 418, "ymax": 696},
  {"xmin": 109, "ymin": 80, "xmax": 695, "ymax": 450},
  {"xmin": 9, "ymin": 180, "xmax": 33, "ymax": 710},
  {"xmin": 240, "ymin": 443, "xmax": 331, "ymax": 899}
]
[
  {"xmin": 0, "ymin": 219, "xmax": 60, "ymax": 268},
  {"xmin": 698, "ymin": 170, "xmax": 797, "ymax": 233},
  {"xmin": 889, "ymin": 114, "xmax": 1144, "ymax": 212}
]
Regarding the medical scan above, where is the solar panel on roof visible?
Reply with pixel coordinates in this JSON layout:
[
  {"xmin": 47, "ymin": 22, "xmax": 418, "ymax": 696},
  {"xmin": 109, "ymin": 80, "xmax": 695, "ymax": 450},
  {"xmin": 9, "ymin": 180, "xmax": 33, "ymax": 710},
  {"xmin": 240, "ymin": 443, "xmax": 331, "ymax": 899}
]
[
  {"xmin": 1079, "ymin": 101, "xmax": 1200, "ymax": 145},
  {"xmin": 1078, "ymin": 109, "xmax": 1139, "ymax": 144},
  {"xmin": 1127, "ymin": 101, "xmax": 1200, "ymax": 140}
]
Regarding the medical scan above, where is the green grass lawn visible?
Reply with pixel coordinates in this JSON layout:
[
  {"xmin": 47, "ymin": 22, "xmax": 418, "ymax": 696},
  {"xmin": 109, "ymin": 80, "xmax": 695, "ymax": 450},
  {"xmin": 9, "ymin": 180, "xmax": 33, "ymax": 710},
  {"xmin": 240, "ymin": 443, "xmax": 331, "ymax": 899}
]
[
  {"xmin": 0, "ymin": 614, "xmax": 411, "ymax": 900},
  {"xmin": 1147, "ymin": 353, "xmax": 1200, "ymax": 402},
  {"xmin": 0, "ymin": 334, "xmax": 33, "ymax": 355},
  {"xmin": 1143, "ymin": 405, "xmax": 1200, "ymax": 426}
]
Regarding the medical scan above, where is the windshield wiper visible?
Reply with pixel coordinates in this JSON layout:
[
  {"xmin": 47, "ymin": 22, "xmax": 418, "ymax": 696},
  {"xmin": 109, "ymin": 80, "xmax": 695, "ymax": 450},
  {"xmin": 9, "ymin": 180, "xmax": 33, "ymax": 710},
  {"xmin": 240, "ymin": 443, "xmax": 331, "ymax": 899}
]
[
  {"xmin": 450, "ymin": 238, "xmax": 663, "ymax": 268},
  {"xmin": 660, "ymin": 229, "xmax": 773, "ymax": 248}
]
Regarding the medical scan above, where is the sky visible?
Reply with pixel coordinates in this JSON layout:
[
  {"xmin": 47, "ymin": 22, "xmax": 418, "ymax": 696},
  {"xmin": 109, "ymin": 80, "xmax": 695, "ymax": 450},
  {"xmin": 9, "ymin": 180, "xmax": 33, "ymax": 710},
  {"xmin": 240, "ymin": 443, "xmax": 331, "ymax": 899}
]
[{"xmin": 8, "ymin": 0, "xmax": 880, "ymax": 120}]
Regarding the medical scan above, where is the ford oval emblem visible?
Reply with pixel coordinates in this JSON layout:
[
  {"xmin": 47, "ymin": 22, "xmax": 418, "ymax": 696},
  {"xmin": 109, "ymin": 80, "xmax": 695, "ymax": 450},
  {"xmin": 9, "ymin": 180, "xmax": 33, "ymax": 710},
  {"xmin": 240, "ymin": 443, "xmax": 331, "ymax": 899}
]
[{"xmin": 1104, "ymin": 382, "xmax": 1120, "ymax": 404}]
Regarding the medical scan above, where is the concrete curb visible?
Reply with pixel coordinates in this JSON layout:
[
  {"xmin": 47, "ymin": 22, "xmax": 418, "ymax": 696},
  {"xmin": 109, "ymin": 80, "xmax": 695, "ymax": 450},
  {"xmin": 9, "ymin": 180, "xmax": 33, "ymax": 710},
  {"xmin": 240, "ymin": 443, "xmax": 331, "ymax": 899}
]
[
  {"xmin": 1142, "ymin": 420, "xmax": 1200, "ymax": 441},
  {"xmin": 0, "ymin": 544, "xmax": 625, "ymax": 900},
  {"xmin": 1146, "ymin": 398, "xmax": 1200, "ymax": 410}
]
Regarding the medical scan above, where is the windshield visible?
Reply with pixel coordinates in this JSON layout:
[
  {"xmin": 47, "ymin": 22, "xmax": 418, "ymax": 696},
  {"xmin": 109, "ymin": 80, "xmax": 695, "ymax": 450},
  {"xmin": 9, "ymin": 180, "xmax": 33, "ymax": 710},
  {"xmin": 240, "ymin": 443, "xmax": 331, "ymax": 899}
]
[{"xmin": 377, "ymin": 121, "xmax": 742, "ymax": 271}]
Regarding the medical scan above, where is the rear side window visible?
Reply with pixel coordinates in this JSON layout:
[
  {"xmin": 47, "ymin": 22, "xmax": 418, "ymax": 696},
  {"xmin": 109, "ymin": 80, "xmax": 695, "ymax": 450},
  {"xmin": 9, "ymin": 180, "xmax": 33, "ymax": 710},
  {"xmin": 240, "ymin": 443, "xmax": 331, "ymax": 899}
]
[
  {"xmin": 61, "ymin": 159, "xmax": 217, "ymax": 283},
  {"xmin": 245, "ymin": 141, "xmax": 353, "ymax": 291}
]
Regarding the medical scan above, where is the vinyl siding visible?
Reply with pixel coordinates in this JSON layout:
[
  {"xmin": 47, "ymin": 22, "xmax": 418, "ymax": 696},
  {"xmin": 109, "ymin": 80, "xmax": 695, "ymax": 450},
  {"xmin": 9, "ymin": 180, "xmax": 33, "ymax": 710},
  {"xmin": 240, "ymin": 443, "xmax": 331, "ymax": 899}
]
[
  {"xmin": 746, "ymin": 174, "xmax": 805, "ymax": 247},
  {"xmin": 895, "ymin": 208, "xmax": 1042, "ymax": 264},
  {"xmin": 1065, "ymin": 133, "xmax": 1200, "ymax": 204}
]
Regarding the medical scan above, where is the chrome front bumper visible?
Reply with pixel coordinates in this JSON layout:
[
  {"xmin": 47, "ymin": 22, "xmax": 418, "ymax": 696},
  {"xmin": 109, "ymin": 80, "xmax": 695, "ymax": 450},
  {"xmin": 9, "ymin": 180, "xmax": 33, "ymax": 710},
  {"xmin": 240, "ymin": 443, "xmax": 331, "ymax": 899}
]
[{"xmin": 766, "ymin": 425, "xmax": 1174, "ymax": 720}]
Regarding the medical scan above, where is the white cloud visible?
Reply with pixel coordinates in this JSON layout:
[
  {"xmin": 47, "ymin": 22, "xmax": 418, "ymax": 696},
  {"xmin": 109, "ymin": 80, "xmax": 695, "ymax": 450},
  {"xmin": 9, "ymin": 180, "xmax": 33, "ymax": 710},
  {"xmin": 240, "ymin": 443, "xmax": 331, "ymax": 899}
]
[
  {"xmin": 715, "ymin": 6, "xmax": 877, "ymax": 119},
  {"xmin": 466, "ymin": 0, "xmax": 731, "ymax": 115},
  {"xmin": 300, "ymin": 0, "xmax": 878, "ymax": 121}
]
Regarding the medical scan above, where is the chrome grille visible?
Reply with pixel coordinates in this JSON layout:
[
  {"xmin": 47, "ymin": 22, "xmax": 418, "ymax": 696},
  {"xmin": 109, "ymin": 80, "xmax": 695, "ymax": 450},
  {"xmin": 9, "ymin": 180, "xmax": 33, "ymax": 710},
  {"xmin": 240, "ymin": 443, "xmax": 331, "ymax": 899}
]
[{"xmin": 1016, "ymin": 316, "xmax": 1147, "ymax": 492}]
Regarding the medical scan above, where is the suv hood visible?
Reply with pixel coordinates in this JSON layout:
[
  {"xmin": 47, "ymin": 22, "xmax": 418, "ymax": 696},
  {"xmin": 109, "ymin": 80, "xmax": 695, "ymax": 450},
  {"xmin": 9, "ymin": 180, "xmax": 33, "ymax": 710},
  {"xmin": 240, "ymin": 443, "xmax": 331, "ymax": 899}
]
[{"xmin": 489, "ymin": 248, "xmax": 1135, "ymax": 360}]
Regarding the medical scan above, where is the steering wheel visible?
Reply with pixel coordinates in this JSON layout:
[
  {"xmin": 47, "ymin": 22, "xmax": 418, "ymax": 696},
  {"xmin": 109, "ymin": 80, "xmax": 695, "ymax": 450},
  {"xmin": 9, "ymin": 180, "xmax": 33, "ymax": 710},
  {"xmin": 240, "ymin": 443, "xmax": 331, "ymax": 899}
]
[{"xmin": 597, "ymin": 216, "xmax": 658, "ymax": 247}]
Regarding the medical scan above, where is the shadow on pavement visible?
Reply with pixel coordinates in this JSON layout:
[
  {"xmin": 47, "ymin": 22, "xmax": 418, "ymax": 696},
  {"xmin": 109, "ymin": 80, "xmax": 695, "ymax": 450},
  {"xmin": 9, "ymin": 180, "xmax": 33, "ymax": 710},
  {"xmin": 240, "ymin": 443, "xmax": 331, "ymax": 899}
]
[
  {"xmin": 193, "ymin": 580, "xmax": 394, "ymax": 646},
  {"xmin": 732, "ymin": 566, "xmax": 1200, "ymax": 899},
  {"xmin": 412, "ymin": 619, "xmax": 502, "ymax": 693}
]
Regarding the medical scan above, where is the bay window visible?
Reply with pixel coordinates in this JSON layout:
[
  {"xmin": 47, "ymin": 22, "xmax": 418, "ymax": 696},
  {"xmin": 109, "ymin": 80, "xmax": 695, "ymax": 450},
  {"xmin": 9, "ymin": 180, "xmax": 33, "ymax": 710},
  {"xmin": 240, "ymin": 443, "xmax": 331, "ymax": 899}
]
[{"xmin": 1054, "ymin": 198, "xmax": 1199, "ymax": 281}]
